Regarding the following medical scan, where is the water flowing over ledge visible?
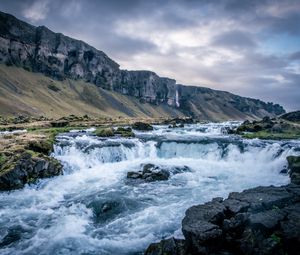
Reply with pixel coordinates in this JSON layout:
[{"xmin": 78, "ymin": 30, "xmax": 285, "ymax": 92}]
[{"xmin": 1, "ymin": 122, "xmax": 299, "ymax": 255}]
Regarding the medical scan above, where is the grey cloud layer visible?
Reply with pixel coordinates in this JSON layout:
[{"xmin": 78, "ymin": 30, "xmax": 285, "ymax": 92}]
[{"xmin": 0, "ymin": 0, "xmax": 299, "ymax": 110}]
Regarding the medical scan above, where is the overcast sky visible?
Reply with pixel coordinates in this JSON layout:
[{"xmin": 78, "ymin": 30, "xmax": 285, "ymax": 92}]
[{"xmin": 1, "ymin": 0, "xmax": 300, "ymax": 111}]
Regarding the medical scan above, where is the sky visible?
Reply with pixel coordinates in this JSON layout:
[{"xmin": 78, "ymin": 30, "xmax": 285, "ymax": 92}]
[{"xmin": 1, "ymin": 0, "xmax": 300, "ymax": 111}]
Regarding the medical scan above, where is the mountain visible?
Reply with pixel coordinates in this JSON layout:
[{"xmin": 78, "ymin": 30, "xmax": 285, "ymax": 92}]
[{"xmin": 0, "ymin": 11, "xmax": 285, "ymax": 120}]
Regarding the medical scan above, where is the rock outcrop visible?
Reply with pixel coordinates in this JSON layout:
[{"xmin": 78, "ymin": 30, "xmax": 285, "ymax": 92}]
[
  {"xmin": 0, "ymin": 152, "xmax": 62, "ymax": 191},
  {"xmin": 0, "ymin": 12, "xmax": 179, "ymax": 107},
  {"xmin": 233, "ymin": 115, "xmax": 300, "ymax": 139},
  {"xmin": 127, "ymin": 164, "xmax": 170, "ymax": 182},
  {"xmin": 287, "ymin": 156, "xmax": 300, "ymax": 185},
  {"xmin": 127, "ymin": 164, "xmax": 191, "ymax": 183},
  {"xmin": 0, "ymin": 11, "xmax": 285, "ymax": 120},
  {"xmin": 145, "ymin": 156, "xmax": 300, "ymax": 255},
  {"xmin": 132, "ymin": 122, "xmax": 154, "ymax": 131},
  {"xmin": 146, "ymin": 184, "xmax": 300, "ymax": 255}
]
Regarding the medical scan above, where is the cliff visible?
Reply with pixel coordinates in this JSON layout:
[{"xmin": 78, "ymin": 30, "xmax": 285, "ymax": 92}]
[{"xmin": 0, "ymin": 11, "xmax": 285, "ymax": 120}]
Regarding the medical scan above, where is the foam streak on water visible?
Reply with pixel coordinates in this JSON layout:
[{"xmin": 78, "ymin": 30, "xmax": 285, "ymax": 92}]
[{"xmin": 0, "ymin": 122, "xmax": 299, "ymax": 255}]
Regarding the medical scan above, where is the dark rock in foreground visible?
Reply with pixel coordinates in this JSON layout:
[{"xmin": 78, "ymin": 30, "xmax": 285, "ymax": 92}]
[
  {"xmin": 145, "ymin": 156, "xmax": 300, "ymax": 255},
  {"xmin": 145, "ymin": 184, "xmax": 300, "ymax": 255},
  {"xmin": 0, "ymin": 152, "xmax": 62, "ymax": 191},
  {"xmin": 145, "ymin": 238, "xmax": 186, "ymax": 255}
]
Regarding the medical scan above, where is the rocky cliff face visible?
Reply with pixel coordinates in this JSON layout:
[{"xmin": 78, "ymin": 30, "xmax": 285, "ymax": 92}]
[{"xmin": 0, "ymin": 11, "xmax": 285, "ymax": 118}]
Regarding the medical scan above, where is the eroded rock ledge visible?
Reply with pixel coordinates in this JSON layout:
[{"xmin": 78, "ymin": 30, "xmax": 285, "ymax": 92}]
[
  {"xmin": 145, "ymin": 156, "xmax": 300, "ymax": 255},
  {"xmin": 0, "ymin": 152, "xmax": 62, "ymax": 191},
  {"xmin": 0, "ymin": 131, "xmax": 63, "ymax": 191}
]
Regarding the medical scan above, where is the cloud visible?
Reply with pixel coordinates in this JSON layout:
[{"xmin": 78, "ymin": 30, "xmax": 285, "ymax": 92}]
[
  {"xmin": 211, "ymin": 30, "xmax": 257, "ymax": 50},
  {"xmin": 22, "ymin": 0, "xmax": 49, "ymax": 22},
  {"xmin": 290, "ymin": 51, "xmax": 300, "ymax": 60},
  {"xmin": 0, "ymin": 0, "xmax": 299, "ymax": 110}
]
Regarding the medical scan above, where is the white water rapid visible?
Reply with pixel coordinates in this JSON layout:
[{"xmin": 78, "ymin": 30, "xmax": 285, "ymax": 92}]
[{"xmin": 1, "ymin": 122, "xmax": 299, "ymax": 255}]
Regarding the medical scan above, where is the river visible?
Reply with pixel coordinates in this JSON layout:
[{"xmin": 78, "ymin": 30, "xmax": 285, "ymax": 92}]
[{"xmin": 1, "ymin": 122, "xmax": 299, "ymax": 254}]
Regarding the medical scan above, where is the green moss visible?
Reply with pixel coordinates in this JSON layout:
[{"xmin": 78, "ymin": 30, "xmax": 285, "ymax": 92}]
[
  {"xmin": 0, "ymin": 153, "xmax": 7, "ymax": 166},
  {"xmin": 0, "ymin": 155, "xmax": 17, "ymax": 174},
  {"xmin": 25, "ymin": 150, "xmax": 42, "ymax": 158},
  {"xmin": 94, "ymin": 128, "xmax": 114, "ymax": 137},
  {"xmin": 32, "ymin": 126, "xmax": 85, "ymax": 145},
  {"xmin": 114, "ymin": 127, "xmax": 135, "ymax": 137},
  {"xmin": 26, "ymin": 140, "xmax": 52, "ymax": 154},
  {"xmin": 242, "ymin": 131, "xmax": 300, "ymax": 140}
]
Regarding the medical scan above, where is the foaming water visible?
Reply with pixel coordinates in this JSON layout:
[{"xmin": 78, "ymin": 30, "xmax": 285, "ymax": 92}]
[{"xmin": 1, "ymin": 122, "xmax": 299, "ymax": 255}]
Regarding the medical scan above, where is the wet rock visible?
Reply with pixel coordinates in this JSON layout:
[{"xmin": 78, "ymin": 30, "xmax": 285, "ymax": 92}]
[
  {"xmin": 287, "ymin": 155, "xmax": 300, "ymax": 184},
  {"xmin": 127, "ymin": 164, "xmax": 170, "ymax": 182},
  {"xmin": 170, "ymin": 165, "xmax": 191, "ymax": 174},
  {"xmin": 132, "ymin": 122, "xmax": 154, "ymax": 131},
  {"xmin": 182, "ymin": 200, "xmax": 226, "ymax": 254},
  {"xmin": 145, "ymin": 184, "xmax": 300, "ymax": 255},
  {"xmin": 145, "ymin": 238, "xmax": 186, "ymax": 255},
  {"xmin": 279, "ymin": 167, "xmax": 288, "ymax": 174},
  {"xmin": 164, "ymin": 117, "xmax": 194, "ymax": 125},
  {"xmin": 0, "ymin": 152, "xmax": 62, "ymax": 191}
]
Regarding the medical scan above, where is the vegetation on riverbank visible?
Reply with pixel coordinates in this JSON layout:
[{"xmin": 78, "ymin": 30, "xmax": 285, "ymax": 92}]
[
  {"xmin": 0, "ymin": 114, "xmax": 174, "ymax": 190},
  {"xmin": 233, "ymin": 111, "xmax": 300, "ymax": 140}
]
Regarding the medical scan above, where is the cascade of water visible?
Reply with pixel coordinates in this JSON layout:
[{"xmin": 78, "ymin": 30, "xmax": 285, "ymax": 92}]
[{"xmin": 0, "ymin": 123, "xmax": 299, "ymax": 255}]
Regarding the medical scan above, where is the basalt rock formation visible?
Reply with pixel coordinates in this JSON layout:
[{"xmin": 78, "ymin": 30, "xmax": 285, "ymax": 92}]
[
  {"xmin": 0, "ymin": 11, "xmax": 285, "ymax": 120},
  {"xmin": 0, "ymin": 11, "xmax": 179, "ymax": 107}
]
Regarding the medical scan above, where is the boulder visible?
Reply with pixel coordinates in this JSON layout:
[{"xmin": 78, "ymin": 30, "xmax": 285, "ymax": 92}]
[
  {"xmin": 0, "ymin": 152, "xmax": 62, "ymax": 191},
  {"xmin": 145, "ymin": 184, "xmax": 300, "ymax": 255},
  {"xmin": 132, "ymin": 122, "xmax": 154, "ymax": 131},
  {"xmin": 127, "ymin": 164, "xmax": 170, "ymax": 182},
  {"xmin": 94, "ymin": 128, "xmax": 114, "ymax": 137}
]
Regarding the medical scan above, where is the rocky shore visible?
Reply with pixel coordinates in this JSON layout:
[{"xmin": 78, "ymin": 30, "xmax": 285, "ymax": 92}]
[
  {"xmin": 145, "ymin": 156, "xmax": 300, "ymax": 255},
  {"xmin": 0, "ymin": 117, "xmax": 163, "ymax": 191},
  {"xmin": 232, "ymin": 111, "xmax": 300, "ymax": 140},
  {"xmin": 0, "ymin": 131, "xmax": 63, "ymax": 191},
  {"xmin": 0, "ymin": 152, "xmax": 62, "ymax": 191}
]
